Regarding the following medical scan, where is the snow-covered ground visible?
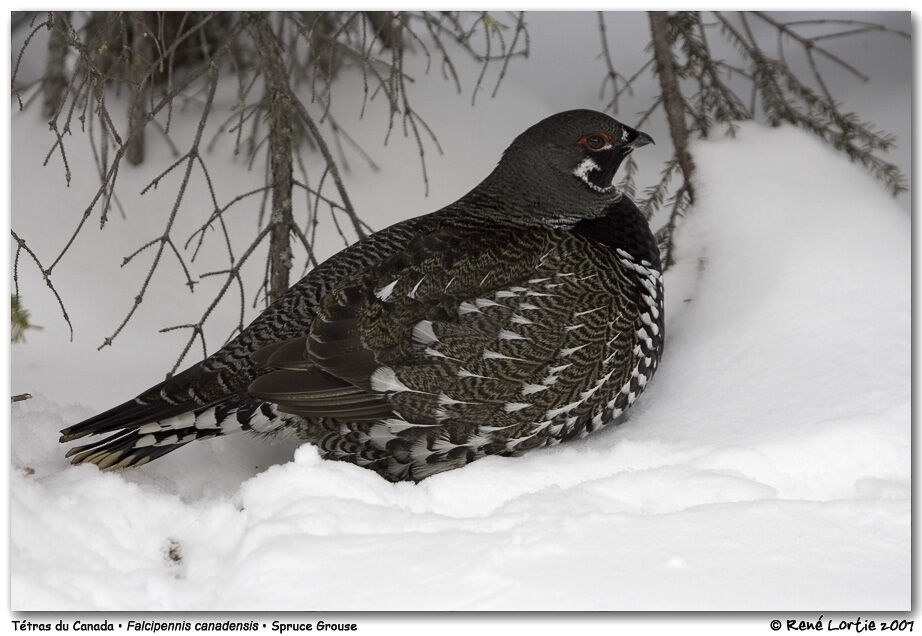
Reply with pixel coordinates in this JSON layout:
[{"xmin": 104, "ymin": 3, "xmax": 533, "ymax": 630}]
[
  {"xmin": 8, "ymin": 11, "xmax": 910, "ymax": 616},
  {"xmin": 11, "ymin": 121, "xmax": 910, "ymax": 610}
]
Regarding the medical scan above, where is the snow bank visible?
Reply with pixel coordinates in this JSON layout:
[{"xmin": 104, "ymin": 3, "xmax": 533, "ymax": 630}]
[{"xmin": 11, "ymin": 122, "xmax": 909, "ymax": 610}]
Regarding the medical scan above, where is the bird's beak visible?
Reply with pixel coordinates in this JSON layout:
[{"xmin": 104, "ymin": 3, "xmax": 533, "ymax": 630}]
[{"xmin": 627, "ymin": 128, "xmax": 655, "ymax": 150}]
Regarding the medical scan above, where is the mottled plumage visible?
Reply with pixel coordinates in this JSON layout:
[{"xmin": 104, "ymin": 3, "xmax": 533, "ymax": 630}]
[{"xmin": 61, "ymin": 109, "xmax": 664, "ymax": 481}]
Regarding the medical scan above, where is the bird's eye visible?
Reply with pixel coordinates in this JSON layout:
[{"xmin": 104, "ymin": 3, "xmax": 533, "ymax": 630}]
[{"xmin": 580, "ymin": 133, "xmax": 611, "ymax": 151}]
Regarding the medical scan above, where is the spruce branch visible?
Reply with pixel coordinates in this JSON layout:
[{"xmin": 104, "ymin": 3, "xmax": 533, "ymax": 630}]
[{"xmin": 599, "ymin": 11, "xmax": 907, "ymax": 269}]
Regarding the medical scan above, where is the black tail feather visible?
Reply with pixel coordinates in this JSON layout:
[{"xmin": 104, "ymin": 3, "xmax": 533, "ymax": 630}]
[
  {"xmin": 59, "ymin": 385, "xmax": 281, "ymax": 469},
  {"xmin": 64, "ymin": 427, "xmax": 222, "ymax": 469},
  {"xmin": 61, "ymin": 409, "xmax": 225, "ymax": 469},
  {"xmin": 59, "ymin": 397, "xmax": 196, "ymax": 443}
]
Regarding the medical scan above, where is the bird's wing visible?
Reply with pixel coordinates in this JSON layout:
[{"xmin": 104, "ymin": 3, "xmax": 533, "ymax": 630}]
[{"xmin": 249, "ymin": 225, "xmax": 663, "ymax": 450}]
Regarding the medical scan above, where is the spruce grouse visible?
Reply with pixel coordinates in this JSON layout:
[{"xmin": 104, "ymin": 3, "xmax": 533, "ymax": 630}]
[{"xmin": 60, "ymin": 109, "xmax": 664, "ymax": 482}]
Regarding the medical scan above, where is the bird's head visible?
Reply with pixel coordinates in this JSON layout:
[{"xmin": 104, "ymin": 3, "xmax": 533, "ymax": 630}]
[{"xmin": 489, "ymin": 109, "xmax": 654, "ymax": 226}]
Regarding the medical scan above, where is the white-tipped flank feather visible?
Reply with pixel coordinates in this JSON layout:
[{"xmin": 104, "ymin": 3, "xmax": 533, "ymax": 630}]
[
  {"xmin": 374, "ymin": 279, "xmax": 400, "ymax": 302},
  {"xmin": 370, "ymin": 366, "xmax": 413, "ymax": 393},
  {"xmin": 412, "ymin": 320, "xmax": 438, "ymax": 345}
]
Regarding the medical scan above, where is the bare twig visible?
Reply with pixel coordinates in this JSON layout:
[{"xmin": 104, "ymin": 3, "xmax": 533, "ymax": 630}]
[
  {"xmin": 752, "ymin": 11, "xmax": 869, "ymax": 82},
  {"xmin": 11, "ymin": 230, "xmax": 73, "ymax": 340},
  {"xmin": 166, "ymin": 225, "xmax": 271, "ymax": 375},
  {"xmin": 99, "ymin": 65, "xmax": 220, "ymax": 351}
]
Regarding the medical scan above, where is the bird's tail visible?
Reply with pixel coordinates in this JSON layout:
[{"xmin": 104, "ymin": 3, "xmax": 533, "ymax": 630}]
[{"xmin": 59, "ymin": 396, "xmax": 285, "ymax": 469}]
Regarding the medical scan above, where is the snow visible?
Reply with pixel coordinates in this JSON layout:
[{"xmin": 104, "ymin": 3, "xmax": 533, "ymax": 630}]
[{"xmin": 10, "ymin": 122, "xmax": 909, "ymax": 611}]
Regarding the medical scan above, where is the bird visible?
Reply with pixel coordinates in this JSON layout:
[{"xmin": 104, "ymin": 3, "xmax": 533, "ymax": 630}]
[{"xmin": 60, "ymin": 109, "xmax": 664, "ymax": 482}]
